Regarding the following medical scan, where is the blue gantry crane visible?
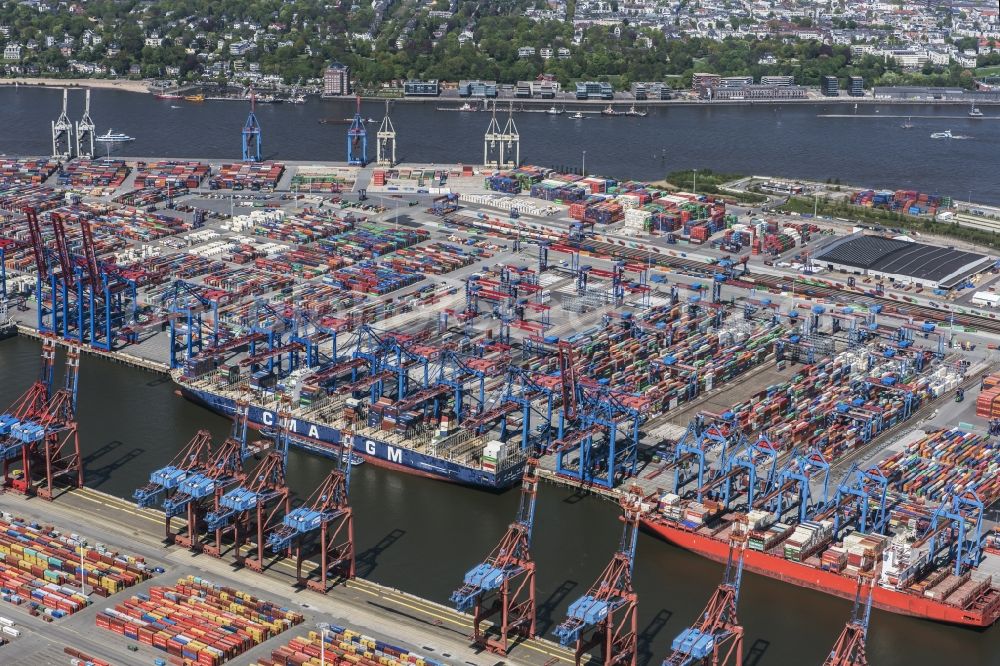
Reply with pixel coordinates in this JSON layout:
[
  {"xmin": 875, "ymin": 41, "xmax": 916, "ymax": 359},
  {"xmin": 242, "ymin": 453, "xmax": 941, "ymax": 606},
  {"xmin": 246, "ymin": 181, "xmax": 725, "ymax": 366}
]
[
  {"xmin": 831, "ymin": 464, "xmax": 890, "ymax": 539},
  {"xmin": 673, "ymin": 413, "xmax": 743, "ymax": 502},
  {"xmin": 242, "ymin": 88, "xmax": 262, "ymax": 162},
  {"xmin": 758, "ymin": 448, "xmax": 831, "ymax": 524},
  {"xmin": 554, "ymin": 486, "xmax": 642, "ymax": 666},
  {"xmin": 451, "ymin": 459, "xmax": 539, "ymax": 654},
  {"xmin": 822, "ymin": 574, "xmax": 875, "ymax": 666},
  {"xmin": 550, "ymin": 341, "xmax": 647, "ymax": 489},
  {"xmin": 267, "ymin": 433, "xmax": 355, "ymax": 592},
  {"xmin": 347, "ymin": 96, "xmax": 368, "ymax": 166},
  {"xmin": 923, "ymin": 487, "xmax": 985, "ymax": 576},
  {"xmin": 663, "ymin": 534, "xmax": 747, "ymax": 666}
]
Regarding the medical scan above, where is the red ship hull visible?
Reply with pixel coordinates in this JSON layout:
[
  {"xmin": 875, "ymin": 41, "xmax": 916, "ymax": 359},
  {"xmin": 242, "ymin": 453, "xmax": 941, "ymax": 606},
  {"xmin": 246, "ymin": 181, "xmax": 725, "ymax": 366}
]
[{"xmin": 642, "ymin": 518, "xmax": 1000, "ymax": 628}]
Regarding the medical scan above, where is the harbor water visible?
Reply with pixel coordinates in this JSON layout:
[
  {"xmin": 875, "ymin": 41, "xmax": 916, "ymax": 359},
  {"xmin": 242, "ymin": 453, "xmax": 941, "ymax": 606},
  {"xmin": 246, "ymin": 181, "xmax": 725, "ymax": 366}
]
[
  {"xmin": 1, "ymin": 87, "xmax": 999, "ymax": 205},
  {"xmin": 0, "ymin": 336, "xmax": 994, "ymax": 664}
]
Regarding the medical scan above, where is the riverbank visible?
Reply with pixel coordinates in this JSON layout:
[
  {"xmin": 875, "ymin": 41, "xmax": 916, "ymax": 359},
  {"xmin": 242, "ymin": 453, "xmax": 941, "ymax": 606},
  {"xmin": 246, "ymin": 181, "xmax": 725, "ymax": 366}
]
[
  {"xmin": 3, "ymin": 76, "xmax": 999, "ymax": 108},
  {"xmin": 0, "ymin": 77, "xmax": 150, "ymax": 93}
]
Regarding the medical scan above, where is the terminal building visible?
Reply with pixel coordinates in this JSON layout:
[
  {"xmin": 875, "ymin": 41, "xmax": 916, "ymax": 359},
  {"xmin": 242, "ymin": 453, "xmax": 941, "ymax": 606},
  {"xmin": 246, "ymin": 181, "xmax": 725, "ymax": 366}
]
[{"xmin": 815, "ymin": 233, "xmax": 994, "ymax": 289}]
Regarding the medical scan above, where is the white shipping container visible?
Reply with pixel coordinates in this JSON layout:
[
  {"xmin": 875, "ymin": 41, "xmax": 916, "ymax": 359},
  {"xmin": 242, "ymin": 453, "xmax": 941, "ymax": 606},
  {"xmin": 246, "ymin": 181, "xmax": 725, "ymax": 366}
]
[
  {"xmin": 0, "ymin": 616, "xmax": 13, "ymax": 627},
  {"xmin": 2, "ymin": 625, "xmax": 20, "ymax": 637}
]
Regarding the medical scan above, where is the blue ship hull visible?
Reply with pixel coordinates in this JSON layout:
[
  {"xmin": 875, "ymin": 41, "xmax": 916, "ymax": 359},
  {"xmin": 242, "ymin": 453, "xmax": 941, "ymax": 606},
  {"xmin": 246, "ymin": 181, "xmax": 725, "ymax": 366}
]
[{"xmin": 180, "ymin": 386, "xmax": 523, "ymax": 490}]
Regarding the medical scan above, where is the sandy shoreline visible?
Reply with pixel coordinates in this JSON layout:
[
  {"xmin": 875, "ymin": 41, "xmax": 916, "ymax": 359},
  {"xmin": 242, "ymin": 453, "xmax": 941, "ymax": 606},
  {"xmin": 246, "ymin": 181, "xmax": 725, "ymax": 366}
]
[{"xmin": 0, "ymin": 77, "xmax": 150, "ymax": 93}]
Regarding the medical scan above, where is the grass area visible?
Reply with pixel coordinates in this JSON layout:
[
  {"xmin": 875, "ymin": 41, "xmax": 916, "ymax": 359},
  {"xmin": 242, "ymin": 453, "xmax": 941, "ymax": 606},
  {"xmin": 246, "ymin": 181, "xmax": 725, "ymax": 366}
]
[
  {"xmin": 778, "ymin": 196, "xmax": 1000, "ymax": 250},
  {"xmin": 975, "ymin": 65, "xmax": 1000, "ymax": 76},
  {"xmin": 662, "ymin": 169, "xmax": 769, "ymax": 204}
]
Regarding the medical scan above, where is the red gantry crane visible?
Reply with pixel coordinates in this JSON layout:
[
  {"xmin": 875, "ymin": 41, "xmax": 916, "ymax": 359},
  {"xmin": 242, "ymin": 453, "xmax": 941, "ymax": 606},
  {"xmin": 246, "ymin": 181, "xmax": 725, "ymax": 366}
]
[
  {"xmin": 451, "ymin": 459, "xmax": 540, "ymax": 654},
  {"xmin": 822, "ymin": 573, "xmax": 875, "ymax": 666},
  {"xmin": 662, "ymin": 528, "xmax": 748, "ymax": 666},
  {"xmin": 267, "ymin": 429, "xmax": 356, "ymax": 592},
  {"xmin": 554, "ymin": 485, "xmax": 643, "ymax": 666}
]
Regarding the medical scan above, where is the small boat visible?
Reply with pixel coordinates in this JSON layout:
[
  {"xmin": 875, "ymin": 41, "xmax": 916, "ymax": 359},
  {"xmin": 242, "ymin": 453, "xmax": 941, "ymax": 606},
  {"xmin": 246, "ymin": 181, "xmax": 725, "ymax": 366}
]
[
  {"xmin": 290, "ymin": 95, "xmax": 306, "ymax": 104},
  {"xmin": 626, "ymin": 105, "xmax": 647, "ymax": 117},
  {"xmin": 365, "ymin": 117, "xmax": 377, "ymax": 123},
  {"xmin": 184, "ymin": 94, "xmax": 205, "ymax": 102},
  {"xmin": 95, "ymin": 129, "xmax": 135, "ymax": 143},
  {"xmin": 601, "ymin": 105, "xmax": 624, "ymax": 116},
  {"xmin": 969, "ymin": 104, "xmax": 984, "ymax": 118},
  {"xmin": 901, "ymin": 117, "xmax": 913, "ymax": 129},
  {"xmin": 930, "ymin": 129, "xmax": 953, "ymax": 139},
  {"xmin": 342, "ymin": 451, "xmax": 364, "ymax": 466},
  {"xmin": 569, "ymin": 111, "xmax": 585, "ymax": 119},
  {"xmin": 545, "ymin": 105, "xmax": 563, "ymax": 115}
]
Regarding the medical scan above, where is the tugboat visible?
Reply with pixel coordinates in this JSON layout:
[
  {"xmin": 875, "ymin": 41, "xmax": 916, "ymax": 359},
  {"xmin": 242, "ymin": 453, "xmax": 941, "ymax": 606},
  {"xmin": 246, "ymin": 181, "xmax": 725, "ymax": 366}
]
[
  {"xmin": 545, "ymin": 105, "xmax": 563, "ymax": 115},
  {"xmin": 95, "ymin": 129, "xmax": 135, "ymax": 143},
  {"xmin": 601, "ymin": 105, "xmax": 624, "ymax": 116},
  {"xmin": 969, "ymin": 104, "xmax": 984, "ymax": 118},
  {"xmin": 625, "ymin": 105, "xmax": 648, "ymax": 117},
  {"xmin": 901, "ymin": 116, "xmax": 913, "ymax": 129},
  {"xmin": 569, "ymin": 111, "xmax": 586, "ymax": 119}
]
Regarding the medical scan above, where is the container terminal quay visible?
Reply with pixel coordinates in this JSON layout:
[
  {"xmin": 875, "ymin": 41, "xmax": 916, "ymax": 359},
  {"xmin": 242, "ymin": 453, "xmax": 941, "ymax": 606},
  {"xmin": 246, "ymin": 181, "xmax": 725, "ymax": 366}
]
[{"xmin": 6, "ymin": 99, "xmax": 1000, "ymax": 665}]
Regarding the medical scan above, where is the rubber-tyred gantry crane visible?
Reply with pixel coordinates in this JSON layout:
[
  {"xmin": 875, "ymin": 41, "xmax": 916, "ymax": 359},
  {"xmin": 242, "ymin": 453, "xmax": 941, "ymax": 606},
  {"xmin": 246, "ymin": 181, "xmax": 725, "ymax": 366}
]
[
  {"xmin": 554, "ymin": 485, "xmax": 643, "ymax": 666},
  {"xmin": 267, "ymin": 429, "xmax": 356, "ymax": 592},
  {"xmin": 822, "ymin": 574, "xmax": 875, "ymax": 666},
  {"xmin": 663, "ymin": 530, "xmax": 748, "ymax": 666},
  {"xmin": 451, "ymin": 458, "xmax": 539, "ymax": 654}
]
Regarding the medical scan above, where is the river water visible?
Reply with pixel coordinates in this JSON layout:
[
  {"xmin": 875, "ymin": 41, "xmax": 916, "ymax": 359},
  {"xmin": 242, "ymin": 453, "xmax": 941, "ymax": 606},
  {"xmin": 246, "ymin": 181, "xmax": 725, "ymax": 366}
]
[
  {"xmin": 0, "ymin": 336, "xmax": 993, "ymax": 664},
  {"xmin": 1, "ymin": 87, "xmax": 998, "ymax": 205}
]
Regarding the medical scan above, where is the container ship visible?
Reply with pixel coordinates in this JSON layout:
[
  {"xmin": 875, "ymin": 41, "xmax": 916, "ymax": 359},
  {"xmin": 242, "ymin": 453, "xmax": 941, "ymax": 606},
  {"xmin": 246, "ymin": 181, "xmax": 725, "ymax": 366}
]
[
  {"xmin": 642, "ymin": 425, "xmax": 1000, "ymax": 628},
  {"xmin": 174, "ymin": 369, "xmax": 527, "ymax": 490}
]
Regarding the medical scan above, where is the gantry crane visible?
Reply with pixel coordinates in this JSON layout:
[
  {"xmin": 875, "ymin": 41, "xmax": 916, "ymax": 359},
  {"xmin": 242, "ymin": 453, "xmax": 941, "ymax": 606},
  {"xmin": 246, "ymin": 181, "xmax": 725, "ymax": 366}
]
[
  {"xmin": 267, "ymin": 431, "xmax": 355, "ymax": 591},
  {"xmin": 0, "ymin": 339, "xmax": 57, "ymax": 483},
  {"xmin": 663, "ymin": 531, "xmax": 747, "ymax": 666},
  {"xmin": 204, "ymin": 411, "xmax": 292, "ymax": 564},
  {"xmin": 133, "ymin": 430, "xmax": 214, "ymax": 522},
  {"xmin": 451, "ymin": 459, "xmax": 539, "ymax": 654},
  {"xmin": 554, "ymin": 486, "xmax": 643, "ymax": 666},
  {"xmin": 165, "ymin": 430, "xmax": 246, "ymax": 551},
  {"xmin": 242, "ymin": 87, "xmax": 263, "ymax": 162},
  {"xmin": 822, "ymin": 574, "xmax": 875, "ymax": 666},
  {"xmin": 165, "ymin": 402, "xmax": 250, "ymax": 551},
  {"xmin": 0, "ymin": 338, "xmax": 83, "ymax": 499}
]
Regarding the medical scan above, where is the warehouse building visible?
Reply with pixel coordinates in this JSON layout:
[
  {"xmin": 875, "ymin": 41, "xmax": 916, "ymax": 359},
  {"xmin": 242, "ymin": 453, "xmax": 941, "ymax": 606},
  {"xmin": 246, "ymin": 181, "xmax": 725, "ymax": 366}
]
[{"xmin": 815, "ymin": 233, "xmax": 994, "ymax": 289}]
